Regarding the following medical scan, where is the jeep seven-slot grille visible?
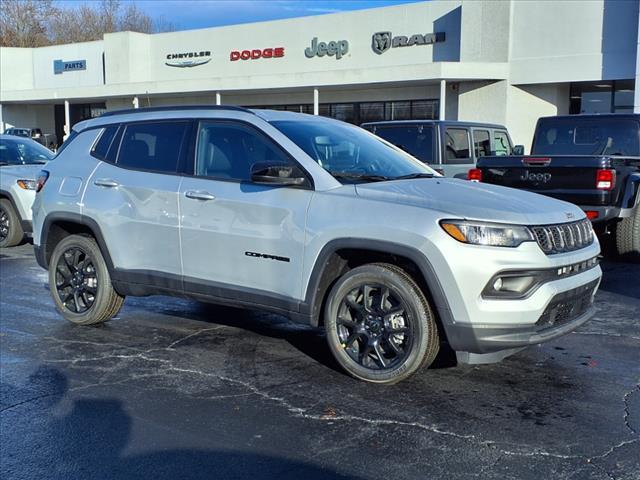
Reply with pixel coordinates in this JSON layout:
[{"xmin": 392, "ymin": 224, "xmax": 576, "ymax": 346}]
[
  {"xmin": 535, "ymin": 279, "xmax": 599, "ymax": 330},
  {"xmin": 531, "ymin": 219, "xmax": 594, "ymax": 255}
]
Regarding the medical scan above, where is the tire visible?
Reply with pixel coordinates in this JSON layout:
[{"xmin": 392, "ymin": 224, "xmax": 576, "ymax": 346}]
[
  {"xmin": 48, "ymin": 234, "xmax": 125, "ymax": 325},
  {"xmin": 324, "ymin": 263, "xmax": 439, "ymax": 384},
  {"xmin": 0, "ymin": 199, "xmax": 24, "ymax": 248},
  {"xmin": 615, "ymin": 203, "xmax": 640, "ymax": 257}
]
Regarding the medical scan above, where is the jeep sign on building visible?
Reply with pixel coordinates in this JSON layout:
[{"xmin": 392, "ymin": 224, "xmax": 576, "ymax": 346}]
[{"xmin": 0, "ymin": 0, "xmax": 638, "ymax": 151}]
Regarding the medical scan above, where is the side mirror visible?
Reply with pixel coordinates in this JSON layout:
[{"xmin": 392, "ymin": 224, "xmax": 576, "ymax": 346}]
[
  {"xmin": 512, "ymin": 145, "xmax": 525, "ymax": 156},
  {"xmin": 250, "ymin": 162, "xmax": 308, "ymax": 187}
]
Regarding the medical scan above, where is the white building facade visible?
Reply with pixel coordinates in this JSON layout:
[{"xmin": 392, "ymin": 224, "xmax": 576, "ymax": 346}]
[{"xmin": 0, "ymin": 0, "xmax": 638, "ymax": 151}]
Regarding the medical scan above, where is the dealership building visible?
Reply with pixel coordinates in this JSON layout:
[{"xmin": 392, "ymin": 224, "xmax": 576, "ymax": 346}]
[{"xmin": 0, "ymin": 0, "xmax": 639, "ymax": 151}]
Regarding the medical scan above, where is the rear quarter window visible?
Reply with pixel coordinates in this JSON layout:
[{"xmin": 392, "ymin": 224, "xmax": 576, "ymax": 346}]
[{"xmin": 91, "ymin": 125, "xmax": 119, "ymax": 160}]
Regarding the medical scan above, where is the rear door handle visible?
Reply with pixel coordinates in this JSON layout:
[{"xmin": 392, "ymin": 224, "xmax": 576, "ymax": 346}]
[
  {"xmin": 185, "ymin": 190, "xmax": 216, "ymax": 201},
  {"xmin": 94, "ymin": 178, "xmax": 119, "ymax": 188}
]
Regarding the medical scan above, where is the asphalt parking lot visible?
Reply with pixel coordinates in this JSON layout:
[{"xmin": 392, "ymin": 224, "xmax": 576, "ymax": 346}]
[{"xmin": 1, "ymin": 242, "xmax": 638, "ymax": 480}]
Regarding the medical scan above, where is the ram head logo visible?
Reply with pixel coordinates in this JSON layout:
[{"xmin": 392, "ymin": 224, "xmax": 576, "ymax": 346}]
[{"xmin": 372, "ymin": 31, "xmax": 392, "ymax": 55}]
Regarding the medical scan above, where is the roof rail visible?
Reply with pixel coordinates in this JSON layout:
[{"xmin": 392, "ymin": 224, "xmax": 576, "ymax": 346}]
[{"xmin": 99, "ymin": 105, "xmax": 254, "ymax": 118}]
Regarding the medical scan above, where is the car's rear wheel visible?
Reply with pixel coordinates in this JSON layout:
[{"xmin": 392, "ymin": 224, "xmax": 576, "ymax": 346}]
[
  {"xmin": 324, "ymin": 263, "xmax": 439, "ymax": 384},
  {"xmin": 48, "ymin": 234, "xmax": 125, "ymax": 325},
  {"xmin": 615, "ymin": 203, "xmax": 640, "ymax": 257},
  {"xmin": 0, "ymin": 199, "xmax": 24, "ymax": 248}
]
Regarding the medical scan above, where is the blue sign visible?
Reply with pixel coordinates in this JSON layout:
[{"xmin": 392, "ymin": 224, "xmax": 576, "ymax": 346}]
[{"xmin": 53, "ymin": 59, "xmax": 86, "ymax": 75}]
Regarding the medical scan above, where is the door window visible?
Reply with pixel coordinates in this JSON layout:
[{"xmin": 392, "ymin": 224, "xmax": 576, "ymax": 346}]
[
  {"xmin": 444, "ymin": 128, "xmax": 471, "ymax": 164},
  {"xmin": 195, "ymin": 122, "xmax": 294, "ymax": 181},
  {"xmin": 117, "ymin": 121, "xmax": 189, "ymax": 173},
  {"xmin": 493, "ymin": 130, "xmax": 512, "ymax": 156},
  {"xmin": 473, "ymin": 130, "xmax": 490, "ymax": 158}
]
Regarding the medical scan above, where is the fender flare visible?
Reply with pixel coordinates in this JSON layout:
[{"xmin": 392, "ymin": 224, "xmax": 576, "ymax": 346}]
[
  {"xmin": 39, "ymin": 212, "xmax": 115, "ymax": 274},
  {"xmin": 621, "ymin": 172, "xmax": 640, "ymax": 210},
  {"xmin": 301, "ymin": 238, "xmax": 456, "ymax": 333},
  {"xmin": 0, "ymin": 188, "xmax": 20, "ymax": 219}
]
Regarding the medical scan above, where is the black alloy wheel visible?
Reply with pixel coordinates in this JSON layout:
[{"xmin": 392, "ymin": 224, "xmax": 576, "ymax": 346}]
[
  {"xmin": 325, "ymin": 263, "xmax": 440, "ymax": 384},
  {"xmin": 336, "ymin": 283, "xmax": 412, "ymax": 370},
  {"xmin": 55, "ymin": 247, "xmax": 98, "ymax": 314},
  {"xmin": 0, "ymin": 206, "xmax": 8, "ymax": 244}
]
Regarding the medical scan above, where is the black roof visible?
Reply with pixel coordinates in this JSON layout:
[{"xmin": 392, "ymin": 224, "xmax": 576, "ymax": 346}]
[
  {"xmin": 360, "ymin": 119, "xmax": 507, "ymax": 129},
  {"xmin": 539, "ymin": 113, "xmax": 640, "ymax": 121}
]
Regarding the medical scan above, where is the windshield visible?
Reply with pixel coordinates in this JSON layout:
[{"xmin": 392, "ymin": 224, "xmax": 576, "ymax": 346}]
[
  {"xmin": 272, "ymin": 120, "xmax": 436, "ymax": 182},
  {"xmin": 532, "ymin": 118, "xmax": 640, "ymax": 156},
  {"xmin": 366, "ymin": 125, "xmax": 434, "ymax": 163},
  {"xmin": 0, "ymin": 138, "xmax": 54, "ymax": 165}
]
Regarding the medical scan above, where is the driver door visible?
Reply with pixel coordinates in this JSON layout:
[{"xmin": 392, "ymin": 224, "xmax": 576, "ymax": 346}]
[{"xmin": 179, "ymin": 120, "xmax": 313, "ymax": 302}]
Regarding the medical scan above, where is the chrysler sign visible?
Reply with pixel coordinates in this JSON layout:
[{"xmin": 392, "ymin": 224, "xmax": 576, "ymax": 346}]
[
  {"xmin": 165, "ymin": 51, "xmax": 212, "ymax": 68},
  {"xmin": 371, "ymin": 31, "xmax": 445, "ymax": 54}
]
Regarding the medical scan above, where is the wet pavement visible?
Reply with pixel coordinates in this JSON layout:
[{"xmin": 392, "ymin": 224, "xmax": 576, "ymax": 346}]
[{"xmin": 1, "ymin": 243, "xmax": 639, "ymax": 480}]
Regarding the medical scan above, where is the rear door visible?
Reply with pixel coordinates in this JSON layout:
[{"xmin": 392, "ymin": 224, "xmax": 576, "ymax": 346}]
[
  {"xmin": 442, "ymin": 126, "xmax": 473, "ymax": 178},
  {"xmin": 178, "ymin": 119, "xmax": 312, "ymax": 302},
  {"xmin": 83, "ymin": 120, "xmax": 190, "ymax": 277}
]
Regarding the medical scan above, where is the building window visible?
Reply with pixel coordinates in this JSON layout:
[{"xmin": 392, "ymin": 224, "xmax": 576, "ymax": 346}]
[
  {"xmin": 570, "ymin": 80, "xmax": 635, "ymax": 114},
  {"xmin": 614, "ymin": 80, "xmax": 634, "ymax": 113},
  {"xmin": 246, "ymin": 99, "xmax": 439, "ymax": 125}
]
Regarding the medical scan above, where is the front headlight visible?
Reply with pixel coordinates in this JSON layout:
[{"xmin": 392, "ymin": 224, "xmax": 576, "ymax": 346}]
[
  {"xmin": 17, "ymin": 179, "xmax": 38, "ymax": 190},
  {"xmin": 440, "ymin": 220, "xmax": 534, "ymax": 247}
]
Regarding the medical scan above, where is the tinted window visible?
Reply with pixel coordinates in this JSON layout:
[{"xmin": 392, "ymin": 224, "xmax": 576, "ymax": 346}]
[
  {"xmin": 118, "ymin": 122, "xmax": 188, "ymax": 173},
  {"xmin": 444, "ymin": 128, "xmax": 470, "ymax": 163},
  {"xmin": 273, "ymin": 120, "xmax": 436, "ymax": 182},
  {"xmin": 0, "ymin": 138, "xmax": 54, "ymax": 165},
  {"xmin": 493, "ymin": 130, "xmax": 512, "ymax": 156},
  {"xmin": 473, "ymin": 130, "xmax": 490, "ymax": 158},
  {"xmin": 91, "ymin": 125, "xmax": 119, "ymax": 160},
  {"xmin": 196, "ymin": 122, "xmax": 292, "ymax": 181},
  {"xmin": 532, "ymin": 118, "xmax": 639, "ymax": 156},
  {"xmin": 369, "ymin": 125, "xmax": 435, "ymax": 163}
]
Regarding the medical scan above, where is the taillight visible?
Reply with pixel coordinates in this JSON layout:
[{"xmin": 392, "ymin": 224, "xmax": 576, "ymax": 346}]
[
  {"xmin": 467, "ymin": 168, "xmax": 482, "ymax": 182},
  {"xmin": 595, "ymin": 169, "xmax": 615, "ymax": 191},
  {"xmin": 35, "ymin": 170, "xmax": 49, "ymax": 193},
  {"xmin": 585, "ymin": 210, "xmax": 599, "ymax": 220}
]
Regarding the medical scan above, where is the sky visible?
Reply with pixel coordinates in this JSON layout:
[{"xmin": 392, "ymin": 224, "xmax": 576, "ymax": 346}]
[{"xmin": 57, "ymin": 0, "xmax": 425, "ymax": 31}]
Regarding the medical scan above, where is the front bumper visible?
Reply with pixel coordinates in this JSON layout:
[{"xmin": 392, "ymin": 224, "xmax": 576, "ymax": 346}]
[{"xmin": 423, "ymin": 230, "xmax": 602, "ymax": 362}]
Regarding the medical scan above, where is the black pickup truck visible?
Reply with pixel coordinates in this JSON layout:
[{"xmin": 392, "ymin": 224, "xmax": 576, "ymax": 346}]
[{"xmin": 470, "ymin": 114, "xmax": 640, "ymax": 256}]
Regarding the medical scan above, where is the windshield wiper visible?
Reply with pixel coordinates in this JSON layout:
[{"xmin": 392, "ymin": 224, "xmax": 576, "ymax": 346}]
[
  {"xmin": 0, "ymin": 162, "xmax": 9, "ymax": 166},
  {"xmin": 392, "ymin": 172, "xmax": 435, "ymax": 180},
  {"xmin": 330, "ymin": 172, "xmax": 391, "ymax": 183}
]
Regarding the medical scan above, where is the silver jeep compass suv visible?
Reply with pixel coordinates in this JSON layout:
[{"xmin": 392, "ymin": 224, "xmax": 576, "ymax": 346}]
[{"xmin": 32, "ymin": 106, "xmax": 602, "ymax": 384}]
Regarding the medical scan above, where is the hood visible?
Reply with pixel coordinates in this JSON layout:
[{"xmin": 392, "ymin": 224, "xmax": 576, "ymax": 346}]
[
  {"xmin": 355, "ymin": 177, "xmax": 584, "ymax": 225},
  {"xmin": 0, "ymin": 164, "xmax": 46, "ymax": 180}
]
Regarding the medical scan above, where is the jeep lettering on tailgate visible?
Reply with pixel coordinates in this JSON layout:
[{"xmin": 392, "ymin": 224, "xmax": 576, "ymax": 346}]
[{"xmin": 521, "ymin": 170, "xmax": 552, "ymax": 183}]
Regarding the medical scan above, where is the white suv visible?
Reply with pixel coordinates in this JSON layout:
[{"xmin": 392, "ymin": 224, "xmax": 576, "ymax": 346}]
[
  {"xmin": 32, "ymin": 106, "xmax": 602, "ymax": 384},
  {"xmin": 0, "ymin": 135, "xmax": 54, "ymax": 247}
]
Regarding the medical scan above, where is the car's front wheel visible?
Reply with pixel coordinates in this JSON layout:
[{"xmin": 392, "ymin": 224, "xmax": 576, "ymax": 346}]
[
  {"xmin": 48, "ymin": 234, "xmax": 125, "ymax": 325},
  {"xmin": 324, "ymin": 263, "xmax": 440, "ymax": 384},
  {"xmin": 0, "ymin": 199, "xmax": 24, "ymax": 248}
]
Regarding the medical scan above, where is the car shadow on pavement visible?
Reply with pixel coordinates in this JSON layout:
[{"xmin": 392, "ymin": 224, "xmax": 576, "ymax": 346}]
[
  {"xmin": 1, "ymin": 365, "xmax": 366, "ymax": 480},
  {"xmin": 160, "ymin": 301, "xmax": 460, "ymax": 374}
]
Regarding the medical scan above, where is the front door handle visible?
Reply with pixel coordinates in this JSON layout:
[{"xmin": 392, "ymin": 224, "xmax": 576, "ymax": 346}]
[
  {"xmin": 94, "ymin": 178, "xmax": 119, "ymax": 188},
  {"xmin": 185, "ymin": 190, "xmax": 216, "ymax": 201}
]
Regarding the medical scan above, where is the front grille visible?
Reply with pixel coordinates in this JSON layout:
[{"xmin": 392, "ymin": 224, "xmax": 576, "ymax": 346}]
[
  {"xmin": 531, "ymin": 219, "xmax": 594, "ymax": 255},
  {"xmin": 535, "ymin": 279, "xmax": 599, "ymax": 330}
]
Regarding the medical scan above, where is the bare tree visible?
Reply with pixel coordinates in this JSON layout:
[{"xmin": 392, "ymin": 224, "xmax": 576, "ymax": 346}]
[
  {"xmin": 0, "ymin": 0, "xmax": 56, "ymax": 47},
  {"xmin": 1, "ymin": 0, "xmax": 174, "ymax": 47}
]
